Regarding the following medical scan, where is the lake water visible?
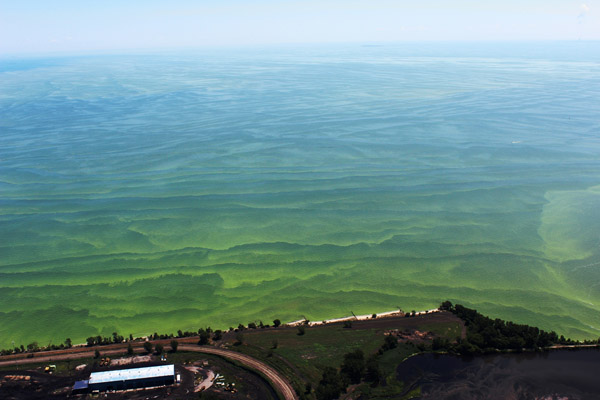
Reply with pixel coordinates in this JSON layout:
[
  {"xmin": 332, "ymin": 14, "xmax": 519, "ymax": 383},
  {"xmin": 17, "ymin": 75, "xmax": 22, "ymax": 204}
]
[
  {"xmin": 1, "ymin": 42, "xmax": 599, "ymax": 347},
  {"xmin": 397, "ymin": 349, "xmax": 600, "ymax": 400}
]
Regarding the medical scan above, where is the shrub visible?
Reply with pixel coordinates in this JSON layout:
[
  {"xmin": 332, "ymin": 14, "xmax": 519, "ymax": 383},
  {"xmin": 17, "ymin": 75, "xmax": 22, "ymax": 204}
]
[{"xmin": 143, "ymin": 341, "xmax": 153, "ymax": 354}]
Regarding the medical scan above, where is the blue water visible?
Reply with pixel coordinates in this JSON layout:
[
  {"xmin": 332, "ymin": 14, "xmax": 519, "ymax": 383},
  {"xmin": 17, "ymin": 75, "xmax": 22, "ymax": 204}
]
[{"xmin": 1, "ymin": 42, "xmax": 599, "ymax": 348}]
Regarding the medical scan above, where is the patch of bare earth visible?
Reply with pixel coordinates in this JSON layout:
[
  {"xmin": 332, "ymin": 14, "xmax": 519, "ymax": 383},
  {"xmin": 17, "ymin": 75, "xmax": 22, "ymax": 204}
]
[{"xmin": 110, "ymin": 355, "xmax": 152, "ymax": 366}]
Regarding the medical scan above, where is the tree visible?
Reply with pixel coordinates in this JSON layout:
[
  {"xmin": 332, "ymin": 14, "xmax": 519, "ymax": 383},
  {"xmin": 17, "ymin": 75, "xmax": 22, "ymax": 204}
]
[
  {"xmin": 94, "ymin": 349, "xmax": 100, "ymax": 359},
  {"xmin": 382, "ymin": 334, "xmax": 397, "ymax": 351},
  {"xmin": 273, "ymin": 319, "xmax": 281, "ymax": 327},
  {"xmin": 64, "ymin": 338, "xmax": 72, "ymax": 348},
  {"xmin": 170, "ymin": 340, "xmax": 179, "ymax": 352},
  {"xmin": 26, "ymin": 342, "xmax": 39, "ymax": 352},
  {"xmin": 213, "ymin": 330, "xmax": 223, "ymax": 341},
  {"xmin": 316, "ymin": 366, "xmax": 344, "ymax": 400},
  {"xmin": 143, "ymin": 341, "xmax": 153, "ymax": 354},
  {"xmin": 237, "ymin": 323, "xmax": 245, "ymax": 331},
  {"xmin": 127, "ymin": 343, "xmax": 134, "ymax": 355},
  {"xmin": 155, "ymin": 343, "xmax": 164, "ymax": 354},
  {"xmin": 340, "ymin": 349, "xmax": 365, "ymax": 384},
  {"xmin": 365, "ymin": 357, "xmax": 381, "ymax": 385},
  {"xmin": 248, "ymin": 322, "xmax": 257, "ymax": 329},
  {"xmin": 86, "ymin": 337, "xmax": 95, "ymax": 347},
  {"xmin": 305, "ymin": 382, "xmax": 312, "ymax": 394},
  {"xmin": 198, "ymin": 329, "xmax": 210, "ymax": 345}
]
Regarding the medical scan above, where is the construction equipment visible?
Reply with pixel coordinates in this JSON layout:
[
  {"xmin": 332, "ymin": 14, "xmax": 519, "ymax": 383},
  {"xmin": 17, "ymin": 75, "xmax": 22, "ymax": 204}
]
[{"xmin": 44, "ymin": 365, "xmax": 56, "ymax": 374}]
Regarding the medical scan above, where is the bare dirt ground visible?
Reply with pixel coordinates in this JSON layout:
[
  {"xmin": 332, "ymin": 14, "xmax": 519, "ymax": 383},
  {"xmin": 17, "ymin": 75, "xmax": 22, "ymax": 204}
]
[
  {"xmin": 386, "ymin": 329, "xmax": 435, "ymax": 343},
  {"xmin": 111, "ymin": 355, "xmax": 152, "ymax": 366},
  {"xmin": 183, "ymin": 364, "xmax": 215, "ymax": 392},
  {"xmin": 0, "ymin": 356, "xmax": 280, "ymax": 400}
]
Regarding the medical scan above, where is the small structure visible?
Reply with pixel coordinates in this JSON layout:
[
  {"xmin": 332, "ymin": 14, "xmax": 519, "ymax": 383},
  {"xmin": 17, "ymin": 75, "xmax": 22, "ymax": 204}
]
[
  {"xmin": 72, "ymin": 380, "xmax": 89, "ymax": 394},
  {"xmin": 75, "ymin": 364, "xmax": 176, "ymax": 393}
]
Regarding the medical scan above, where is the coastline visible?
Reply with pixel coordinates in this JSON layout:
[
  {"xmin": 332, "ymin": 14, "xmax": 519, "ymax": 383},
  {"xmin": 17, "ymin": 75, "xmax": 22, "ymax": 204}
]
[{"xmin": 285, "ymin": 308, "xmax": 440, "ymax": 327}]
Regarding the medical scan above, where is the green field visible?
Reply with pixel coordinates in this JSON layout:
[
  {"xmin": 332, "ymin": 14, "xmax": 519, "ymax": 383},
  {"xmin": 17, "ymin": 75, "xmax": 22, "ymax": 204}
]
[
  {"xmin": 221, "ymin": 313, "xmax": 461, "ymax": 399},
  {"xmin": 226, "ymin": 313, "xmax": 462, "ymax": 392}
]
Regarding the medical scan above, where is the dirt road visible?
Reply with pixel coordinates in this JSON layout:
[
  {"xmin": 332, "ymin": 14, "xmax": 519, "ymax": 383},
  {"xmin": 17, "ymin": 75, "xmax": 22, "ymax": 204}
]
[{"xmin": 181, "ymin": 345, "xmax": 298, "ymax": 400}]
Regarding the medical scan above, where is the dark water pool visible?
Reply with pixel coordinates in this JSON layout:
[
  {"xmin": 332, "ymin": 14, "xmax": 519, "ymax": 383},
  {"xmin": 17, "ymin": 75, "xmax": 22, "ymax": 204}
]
[{"xmin": 396, "ymin": 348, "xmax": 600, "ymax": 400}]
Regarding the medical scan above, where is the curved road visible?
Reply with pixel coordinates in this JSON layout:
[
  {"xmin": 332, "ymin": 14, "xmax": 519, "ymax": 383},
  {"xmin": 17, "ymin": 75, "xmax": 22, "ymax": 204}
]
[
  {"xmin": 181, "ymin": 345, "xmax": 298, "ymax": 400},
  {"xmin": 0, "ymin": 343, "xmax": 298, "ymax": 400}
]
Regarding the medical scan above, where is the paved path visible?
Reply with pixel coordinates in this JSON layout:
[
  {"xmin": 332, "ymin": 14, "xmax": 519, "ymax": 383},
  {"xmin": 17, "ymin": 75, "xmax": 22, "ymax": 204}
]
[{"xmin": 0, "ymin": 343, "xmax": 298, "ymax": 400}]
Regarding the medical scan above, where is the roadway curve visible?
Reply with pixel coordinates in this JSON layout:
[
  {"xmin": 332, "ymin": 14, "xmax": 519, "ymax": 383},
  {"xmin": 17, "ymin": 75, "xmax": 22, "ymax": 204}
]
[
  {"xmin": 180, "ymin": 345, "xmax": 298, "ymax": 400},
  {"xmin": 0, "ymin": 343, "xmax": 298, "ymax": 400}
]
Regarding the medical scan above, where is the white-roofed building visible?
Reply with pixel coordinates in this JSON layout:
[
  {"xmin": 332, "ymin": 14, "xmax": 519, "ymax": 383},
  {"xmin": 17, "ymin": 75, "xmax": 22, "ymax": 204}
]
[{"xmin": 85, "ymin": 364, "xmax": 175, "ymax": 392}]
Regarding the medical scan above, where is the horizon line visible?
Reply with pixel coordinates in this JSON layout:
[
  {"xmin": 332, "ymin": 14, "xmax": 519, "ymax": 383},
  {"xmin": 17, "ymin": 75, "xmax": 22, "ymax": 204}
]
[{"xmin": 2, "ymin": 39, "xmax": 600, "ymax": 59}]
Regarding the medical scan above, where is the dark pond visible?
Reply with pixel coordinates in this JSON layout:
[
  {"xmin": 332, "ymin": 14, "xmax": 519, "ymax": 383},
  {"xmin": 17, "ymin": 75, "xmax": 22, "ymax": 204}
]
[{"xmin": 396, "ymin": 348, "xmax": 600, "ymax": 400}]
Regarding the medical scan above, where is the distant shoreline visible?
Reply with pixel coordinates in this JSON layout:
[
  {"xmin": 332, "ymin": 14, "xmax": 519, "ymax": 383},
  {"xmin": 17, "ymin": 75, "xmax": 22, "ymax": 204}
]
[{"xmin": 285, "ymin": 308, "xmax": 440, "ymax": 327}]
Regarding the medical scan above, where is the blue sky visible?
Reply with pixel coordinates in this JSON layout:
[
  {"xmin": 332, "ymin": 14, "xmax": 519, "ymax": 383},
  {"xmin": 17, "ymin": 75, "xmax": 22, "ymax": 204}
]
[{"xmin": 1, "ymin": 0, "xmax": 598, "ymax": 54}]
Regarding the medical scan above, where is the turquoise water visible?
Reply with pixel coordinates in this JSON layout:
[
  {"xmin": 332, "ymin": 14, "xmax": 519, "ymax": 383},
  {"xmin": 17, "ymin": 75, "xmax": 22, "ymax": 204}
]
[{"xmin": 1, "ymin": 42, "xmax": 600, "ymax": 348}]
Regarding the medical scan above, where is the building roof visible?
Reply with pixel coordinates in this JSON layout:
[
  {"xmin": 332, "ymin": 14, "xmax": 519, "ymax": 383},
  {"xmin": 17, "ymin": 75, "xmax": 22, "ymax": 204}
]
[
  {"xmin": 73, "ymin": 380, "xmax": 89, "ymax": 390},
  {"xmin": 89, "ymin": 365, "xmax": 174, "ymax": 384}
]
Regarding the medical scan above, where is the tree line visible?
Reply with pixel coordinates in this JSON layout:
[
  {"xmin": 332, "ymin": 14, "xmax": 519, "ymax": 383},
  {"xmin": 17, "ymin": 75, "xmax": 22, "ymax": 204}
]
[
  {"xmin": 436, "ymin": 301, "xmax": 598, "ymax": 355},
  {"xmin": 0, "ymin": 318, "xmax": 285, "ymax": 356}
]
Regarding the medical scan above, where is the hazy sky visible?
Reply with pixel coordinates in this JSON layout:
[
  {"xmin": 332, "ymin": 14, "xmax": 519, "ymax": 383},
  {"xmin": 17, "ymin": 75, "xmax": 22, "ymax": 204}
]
[{"xmin": 1, "ymin": 0, "xmax": 599, "ymax": 54}]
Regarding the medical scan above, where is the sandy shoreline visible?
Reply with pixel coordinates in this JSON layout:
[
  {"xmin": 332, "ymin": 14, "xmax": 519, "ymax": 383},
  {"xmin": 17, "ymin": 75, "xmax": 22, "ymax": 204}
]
[{"xmin": 285, "ymin": 308, "xmax": 440, "ymax": 327}]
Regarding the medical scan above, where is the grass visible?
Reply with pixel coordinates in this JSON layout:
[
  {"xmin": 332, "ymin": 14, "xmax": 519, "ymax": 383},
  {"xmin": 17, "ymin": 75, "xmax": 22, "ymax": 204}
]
[
  {"xmin": 241, "ymin": 327, "xmax": 380, "ymax": 380},
  {"xmin": 419, "ymin": 322, "xmax": 462, "ymax": 340},
  {"xmin": 0, "ymin": 356, "xmax": 96, "ymax": 375},
  {"xmin": 225, "ymin": 313, "xmax": 463, "ymax": 396}
]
